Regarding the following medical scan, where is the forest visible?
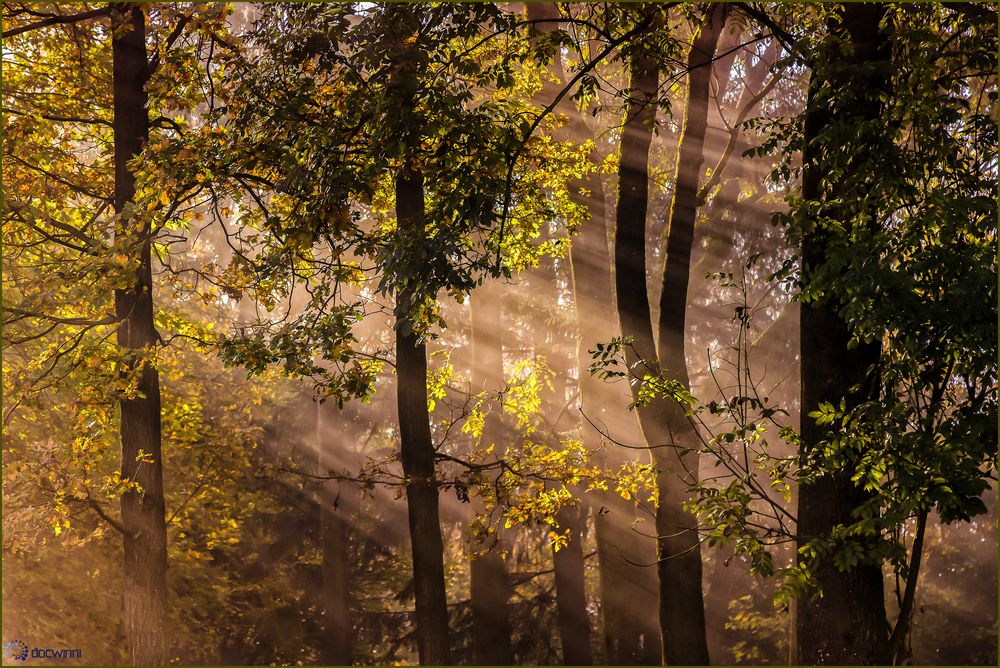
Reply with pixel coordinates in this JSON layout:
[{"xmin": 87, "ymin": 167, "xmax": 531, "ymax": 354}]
[{"xmin": 1, "ymin": 2, "xmax": 997, "ymax": 666}]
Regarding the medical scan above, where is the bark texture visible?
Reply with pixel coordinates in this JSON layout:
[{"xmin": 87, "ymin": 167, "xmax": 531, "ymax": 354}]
[
  {"xmin": 395, "ymin": 168, "xmax": 452, "ymax": 665},
  {"xmin": 794, "ymin": 4, "xmax": 891, "ymax": 665},
  {"xmin": 112, "ymin": 6, "xmax": 169, "ymax": 664},
  {"xmin": 652, "ymin": 8, "xmax": 730, "ymax": 665}
]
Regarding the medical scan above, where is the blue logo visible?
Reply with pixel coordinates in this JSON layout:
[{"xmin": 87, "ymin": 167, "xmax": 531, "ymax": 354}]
[
  {"xmin": 2, "ymin": 640, "xmax": 81, "ymax": 661},
  {"xmin": 4, "ymin": 640, "xmax": 28, "ymax": 662}
]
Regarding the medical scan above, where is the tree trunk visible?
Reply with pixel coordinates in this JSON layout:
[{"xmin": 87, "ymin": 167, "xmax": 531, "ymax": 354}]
[
  {"xmin": 317, "ymin": 402, "xmax": 353, "ymax": 665},
  {"xmin": 395, "ymin": 167, "xmax": 452, "ymax": 665},
  {"xmin": 469, "ymin": 282, "xmax": 514, "ymax": 665},
  {"xmin": 388, "ymin": 9, "xmax": 452, "ymax": 661},
  {"xmin": 535, "ymin": 276, "xmax": 595, "ymax": 665},
  {"xmin": 653, "ymin": 7, "xmax": 728, "ymax": 663},
  {"xmin": 553, "ymin": 503, "xmax": 594, "ymax": 665},
  {"xmin": 794, "ymin": 4, "xmax": 891, "ymax": 665},
  {"xmin": 523, "ymin": 4, "xmax": 660, "ymax": 661},
  {"xmin": 613, "ymin": 6, "xmax": 729, "ymax": 664},
  {"xmin": 112, "ymin": 6, "xmax": 168, "ymax": 664}
]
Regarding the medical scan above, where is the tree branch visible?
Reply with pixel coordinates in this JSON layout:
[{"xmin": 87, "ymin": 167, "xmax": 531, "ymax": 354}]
[{"xmin": 2, "ymin": 6, "xmax": 110, "ymax": 39}]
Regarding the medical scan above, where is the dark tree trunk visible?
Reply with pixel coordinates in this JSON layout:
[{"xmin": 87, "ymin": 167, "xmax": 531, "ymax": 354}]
[
  {"xmin": 317, "ymin": 402, "xmax": 353, "ymax": 666},
  {"xmin": 112, "ymin": 6, "xmax": 168, "ymax": 664},
  {"xmin": 388, "ymin": 9, "xmax": 452, "ymax": 661},
  {"xmin": 523, "ymin": 5, "xmax": 660, "ymax": 661},
  {"xmin": 572, "ymin": 165, "xmax": 662, "ymax": 664},
  {"xmin": 889, "ymin": 510, "xmax": 927, "ymax": 664},
  {"xmin": 652, "ymin": 7, "xmax": 728, "ymax": 664},
  {"xmin": 469, "ymin": 282, "xmax": 514, "ymax": 665},
  {"xmin": 395, "ymin": 168, "xmax": 452, "ymax": 666},
  {"xmin": 794, "ymin": 4, "xmax": 891, "ymax": 665},
  {"xmin": 613, "ymin": 6, "xmax": 728, "ymax": 664}
]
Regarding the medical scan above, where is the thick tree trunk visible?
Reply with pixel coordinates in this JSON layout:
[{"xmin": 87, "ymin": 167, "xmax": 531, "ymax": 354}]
[
  {"xmin": 469, "ymin": 282, "xmax": 514, "ymax": 665},
  {"xmin": 794, "ymin": 5, "xmax": 891, "ymax": 665},
  {"xmin": 613, "ymin": 6, "xmax": 728, "ymax": 664},
  {"xmin": 112, "ymin": 6, "xmax": 168, "ymax": 664},
  {"xmin": 317, "ymin": 402, "xmax": 353, "ymax": 665}
]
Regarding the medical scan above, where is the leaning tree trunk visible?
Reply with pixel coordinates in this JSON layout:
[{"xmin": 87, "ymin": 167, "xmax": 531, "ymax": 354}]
[
  {"xmin": 613, "ymin": 6, "xmax": 728, "ymax": 664},
  {"xmin": 524, "ymin": 5, "xmax": 659, "ymax": 661},
  {"xmin": 390, "ymin": 12, "xmax": 452, "ymax": 662},
  {"xmin": 794, "ymin": 4, "xmax": 891, "ymax": 664},
  {"xmin": 469, "ymin": 282, "xmax": 514, "ymax": 665},
  {"xmin": 112, "ymin": 6, "xmax": 168, "ymax": 664},
  {"xmin": 652, "ymin": 6, "xmax": 728, "ymax": 664}
]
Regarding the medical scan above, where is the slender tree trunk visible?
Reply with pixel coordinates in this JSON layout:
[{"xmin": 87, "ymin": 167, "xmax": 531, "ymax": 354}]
[
  {"xmin": 794, "ymin": 5, "xmax": 891, "ymax": 664},
  {"xmin": 553, "ymin": 502, "xmax": 594, "ymax": 665},
  {"xmin": 889, "ymin": 510, "xmax": 927, "ymax": 664},
  {"xmin": 317, "ymin": 402, "xmax": 353, "ymax": 665},
  {"xmin": 469, "ymin": 282, "xmax": 514, "ymax": 665},
  {"xmin": 389, "ymin": 12, "xmax": 452, "ymax": 661},
  {"xmin": 613, "ymin": 6, "xmax": 728, "ymax": 664},
  {"xmin": 112, "ymin": 6, "xmax": 168, "ymax": 664},
  {"xmin": 535, "ymin": 282, "xmax": 594, "ymax": 665},
  {"xmin": 395, "ymin": 167, "xmax": 452, "ymax": 665},
  {"xmin": 523, "ymin": 5, "xmax": 660, "ymax": 661},
  {"xmin": 653, "ymin": 8, "xmax": 728, "ymax": 664},
  {"xmin": 532, "ymin": 220, "xmax": 596, "ymax": 668}
]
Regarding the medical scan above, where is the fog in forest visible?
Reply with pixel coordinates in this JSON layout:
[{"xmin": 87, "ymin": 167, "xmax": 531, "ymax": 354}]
[{"xmin": 2, "ymin": 2, "xmax": 997, "ymax": 666}]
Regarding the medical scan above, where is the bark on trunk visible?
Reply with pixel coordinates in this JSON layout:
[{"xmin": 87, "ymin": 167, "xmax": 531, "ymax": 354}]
[
  {"xmin": 469, "ymin": 282, "xmax": 514, "ymax": 665},
  {"xmin": 653, "ymin": 9, "xmax": 728, "ymax": 663},
  {"xmin": 389, "ymin": 14, "xmax": 452, "ymax": 660},
  {"xmin": 889, "ymin": 510, "xmax": 927, "ymax": 664},
  {"xmin": 112, "ymin": 6, "xmax": 168, "ymax": 664},
  {"xmin": 317, "ymin": 402, "xmax": 353, "ymax": 666},
  {"xmin": 794, "ymin": 5, "xmax": 891, "ymax": 665},
  {"xmin": 613, "ymin": 6, "xmax": 729, "ymax": 664},
  {"xmin": 395, "ymin": 167, "xmax": 452, "ymax": 665}
]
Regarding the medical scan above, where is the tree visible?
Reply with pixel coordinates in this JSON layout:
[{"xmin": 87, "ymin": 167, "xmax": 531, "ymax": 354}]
[
  {"xmin": 1, "ymin": 4, "xmax": 207, "ymax": 662},
  {"xmin": 202, "ymin": 3, "xmax": 567, "ymax": 662},
  {"xmin": 110, "ymin": 6, "xmax": 170, "ymax": 662},
  {"xmin": 612, "ymin": 5, "xmax": 728, "ymax": 663},
  {"xmin": 791, "ymin": 5, "xmax": 892, "ymax": 663},
  {"xmin": 468, "ymin": 281, "xmax": 515, "ymax": 664},
  {"xmin": 3, "ymin": 3, "xmax": 995, "ymax": 665},
  {"xmin": 317, "ymin": 401, "xmax": 353, "ymax": 665},
  {"xmin": 655, "ymin": 4, "xmax": 996, "ymax": 663},
  {"xmin": 387, "ymin": 11, "xmax": 453, "ymax": 663}
]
